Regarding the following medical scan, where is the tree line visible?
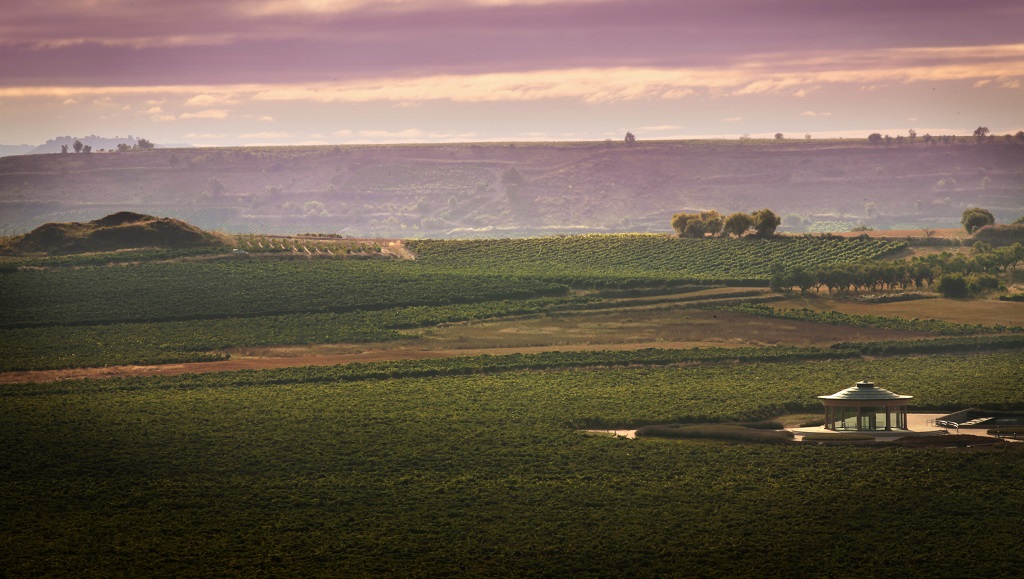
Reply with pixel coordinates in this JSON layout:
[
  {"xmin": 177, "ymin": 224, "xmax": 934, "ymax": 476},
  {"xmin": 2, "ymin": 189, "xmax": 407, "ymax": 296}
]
[
  {"xmin": 868, "ymin": 127, "xmax": 1024, "ymax": 146},
  {"xmin": 672, "ymin": 209, "xmax": 781, "ymax": 238},
  {"xmin": 60, "ymin": 138, "xmax": 155, "ymax": 154},
  {"xmin": 770, "ymin": 242, "xmax": 1023, "ymax": 298}
]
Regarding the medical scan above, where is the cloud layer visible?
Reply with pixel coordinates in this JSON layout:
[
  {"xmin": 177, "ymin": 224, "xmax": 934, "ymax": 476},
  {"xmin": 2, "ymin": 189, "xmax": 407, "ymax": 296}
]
[{"xmin": 1, "ymin": 0, "xmax": 1021, "ymax": 145}]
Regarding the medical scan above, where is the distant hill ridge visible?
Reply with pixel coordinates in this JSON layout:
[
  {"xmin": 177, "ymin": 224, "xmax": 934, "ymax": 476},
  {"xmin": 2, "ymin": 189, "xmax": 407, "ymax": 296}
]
[
  {"xmin": 0, "ymin": 136, "xmax": 194, "ymax": 157},
  {"xmin": 28, "ymin": 135, "xmax": 142, "ymax": 155},
  {"xmin": 1, "ymin": 140, "xmax": 1021, "ymax": 237},
  {"xmin": 6, "ymin": 212, "xmax": 228, "ymax": 255}
]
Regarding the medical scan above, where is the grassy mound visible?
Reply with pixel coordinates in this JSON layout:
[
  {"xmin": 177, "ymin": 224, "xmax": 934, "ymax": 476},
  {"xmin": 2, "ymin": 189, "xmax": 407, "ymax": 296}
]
[
  {"xmin": 7, "ymin": 212, "xmax": 229, "ymax": 255},
  {"xmin": 972, "ymin": 223, "xmax": 1024, "ymax": 245}
]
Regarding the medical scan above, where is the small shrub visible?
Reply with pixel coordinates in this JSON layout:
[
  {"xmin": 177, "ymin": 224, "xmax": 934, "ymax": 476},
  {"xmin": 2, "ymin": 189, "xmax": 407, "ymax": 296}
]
[
  {"xmin": 731, "ymin": 420, "xmax": 785, "ymax": 430},
  {"xmin": 937, "ymin": 274, "xmax": 968, "ymax": 298},
  {"xmin": 967, "ymin": 273, "xmax": 1002, "ymax": 295},
  {"xmin": 987, "ymin": 427, "xmax": 1024, "ymax": 437}
]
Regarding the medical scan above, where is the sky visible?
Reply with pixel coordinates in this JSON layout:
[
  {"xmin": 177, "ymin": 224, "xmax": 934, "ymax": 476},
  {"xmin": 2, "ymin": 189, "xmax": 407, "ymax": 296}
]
[{"xmin": 1, "ymin": 0, "xmax": 1023, "ymax": 146}]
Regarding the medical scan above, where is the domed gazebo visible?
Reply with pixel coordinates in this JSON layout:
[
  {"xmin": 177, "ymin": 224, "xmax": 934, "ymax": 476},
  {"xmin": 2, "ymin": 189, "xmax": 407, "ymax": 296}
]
[{"xmin": 818, "ymin": 381, "xmax": 913, "ymax": 431}]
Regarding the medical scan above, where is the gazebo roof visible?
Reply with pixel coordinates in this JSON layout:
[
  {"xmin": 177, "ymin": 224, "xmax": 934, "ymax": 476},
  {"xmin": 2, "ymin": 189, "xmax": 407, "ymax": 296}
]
[{"xmin": 818, "ymin": 381, "xmax": 913, "ymax": 401}]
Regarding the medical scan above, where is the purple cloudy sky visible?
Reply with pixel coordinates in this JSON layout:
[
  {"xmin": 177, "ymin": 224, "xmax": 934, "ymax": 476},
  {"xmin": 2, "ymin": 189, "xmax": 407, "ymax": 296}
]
[{"xmin": 1, "ymin": 0, "xmax": 1022, "ymax": 146}]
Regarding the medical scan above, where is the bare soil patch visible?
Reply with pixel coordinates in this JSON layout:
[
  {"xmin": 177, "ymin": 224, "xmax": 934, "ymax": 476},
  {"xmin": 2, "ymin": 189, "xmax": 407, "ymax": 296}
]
[
  {"xmin": 773, "ymin": 294, "xmax": 1024, "ymax": 326},
  {"xmin": 829, "ymin": 228, "xmax": 967, "ymax": 240}
]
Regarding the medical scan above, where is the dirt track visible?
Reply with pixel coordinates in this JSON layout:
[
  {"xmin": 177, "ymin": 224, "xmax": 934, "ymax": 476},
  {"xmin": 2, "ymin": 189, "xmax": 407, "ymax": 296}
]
[{"xmin": 0, "ymin": 340, "xmax": 725, "ymax": 385}]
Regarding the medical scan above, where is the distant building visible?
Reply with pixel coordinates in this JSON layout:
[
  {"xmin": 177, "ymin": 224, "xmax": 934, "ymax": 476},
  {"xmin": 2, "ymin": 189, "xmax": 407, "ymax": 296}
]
[{"xmin": 818, "ymin": 381, "xmax": 912, "ymax": 431}]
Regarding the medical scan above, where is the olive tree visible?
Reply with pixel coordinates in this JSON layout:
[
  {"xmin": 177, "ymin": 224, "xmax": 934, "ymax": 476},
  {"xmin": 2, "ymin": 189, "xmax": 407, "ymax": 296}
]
[
  {"xmin": 751, "ymin": 208, "xmax": 782, "ymax": 237},
  {"xmin": 722, "ymin": 212, "xmax": 754, "ymax": 237},
  {"xmin": 961, "ymin": 207, "xmax": 995, "ymax": 234}
]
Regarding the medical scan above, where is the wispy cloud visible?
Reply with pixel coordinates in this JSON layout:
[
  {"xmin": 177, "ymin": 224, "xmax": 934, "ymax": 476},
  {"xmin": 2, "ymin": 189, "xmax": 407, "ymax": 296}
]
[
  {"xmin": 179, "ymin": 109, "xmax": 230, "ymax": 119},
  {"xmin": 3, "ymin": 46, "xmax": 1022, "ymax": 112},
  {"xmin": 351, "ymin": 128, "xmax": 479, "ymax": 142},
  {"xmin": 4, "ymin": 43, "xmax": 1023, "ymax": 111},
  {"xmin": 238, "ymin": 131, "xmax": 291, "ymax": 139},
  {"xmin": 185, "ymin": 94, "xmax": 238, "ymax": 107},
  {"xmin": 637, "ymin": 124, "xmax": 684, "ymax": 132}
]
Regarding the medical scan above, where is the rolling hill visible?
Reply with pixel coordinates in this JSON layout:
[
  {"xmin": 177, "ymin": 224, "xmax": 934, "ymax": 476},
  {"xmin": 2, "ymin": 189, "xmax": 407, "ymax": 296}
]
[{"xmin": 1, "ymin": 139, "xmax": 1021, "ymax": 238}]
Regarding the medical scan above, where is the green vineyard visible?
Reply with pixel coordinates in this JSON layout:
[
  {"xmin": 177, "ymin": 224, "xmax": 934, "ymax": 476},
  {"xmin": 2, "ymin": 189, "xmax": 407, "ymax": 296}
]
[
  {"xmin": 2, "ymin": 353, "xmax": 1022, "ymax": 576},
  {"xmin": 408, "ymin": 234, "xmax": 907, "ymax": 284}
]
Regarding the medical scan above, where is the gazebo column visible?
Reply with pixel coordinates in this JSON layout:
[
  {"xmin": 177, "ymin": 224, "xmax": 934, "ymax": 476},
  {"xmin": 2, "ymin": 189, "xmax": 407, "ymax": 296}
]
[
  {"xmin": 885, "ymin": 405, "xmax": 891, "ymax": 431},
  {"xmin": 856, "ymin": 407, "xmax": 863, "ymax": 431}
]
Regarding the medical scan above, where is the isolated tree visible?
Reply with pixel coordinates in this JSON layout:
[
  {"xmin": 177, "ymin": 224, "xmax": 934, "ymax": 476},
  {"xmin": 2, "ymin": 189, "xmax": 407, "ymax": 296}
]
[
  {"xmin": 908, "ymin": 129, "xmax": 917, "ymax": 143},
  {"xmin": 961, "ymin": 207, "xmax": 995, "ymax": 234},
  {"xmin": 136, "ymin": 138, "xmax": 155, "ymax": 150},
  {"xmin": 751, "ymin": 208, "xmax": 782, "ymax": 237},
  {"xmin": 922, "ymin": 133, "xmax": 934, "ymax": 145},
  {"xmin": 624, "ymin": 132, "xmax": 636, "ymax": 145},
  {"xmin": 973, "ymin": 126, "xmax": 990, "ymax": 142},
  {"xmin": 804, "ymin": 133, "xmax": 811, "ymax": 140},
  {"xmin": 774, "ymin": 133, "xmax": 784, "ymax": 140},
  {"xmin": 82, "ymin": 145, "xmax": 92, "ymax": 153},
  {"xmin": 722, "ymin": 212, "xmax": 753, "ymax": 237},
  {"xmin": 73, "ymin": 139, "xmax": 84, "ymax": 153},
  {"xmin": 1015, "ymin": 130, "xmax": 1024, "ymax": 145},
  {"xmin": 61, "ymin": 144, "xmax": 68, "ymax": 154},
  {"xmin": 867, "ymin": 133, "xmax": 883, "ymax": 145}
]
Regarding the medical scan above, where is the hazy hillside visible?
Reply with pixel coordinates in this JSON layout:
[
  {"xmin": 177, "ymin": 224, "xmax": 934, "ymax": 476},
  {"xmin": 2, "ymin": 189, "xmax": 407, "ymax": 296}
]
[
  {"xmin": 1, "ymin": 140, "xmax": 1021, "ymax": 237},
  {"xmin": 0, "ymin": 145, "xmax": 33, "ymax": 158}
]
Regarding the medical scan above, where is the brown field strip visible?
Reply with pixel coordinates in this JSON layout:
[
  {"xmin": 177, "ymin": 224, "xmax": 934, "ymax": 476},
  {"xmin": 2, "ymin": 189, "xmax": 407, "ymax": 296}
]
[
  {"xmin": 0, "ymin": 308, "xmax": 933, "ymax": 385},
  {"xmin": 772, "ymin": 294, "xmax": 1024, "ymax": 326}
]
